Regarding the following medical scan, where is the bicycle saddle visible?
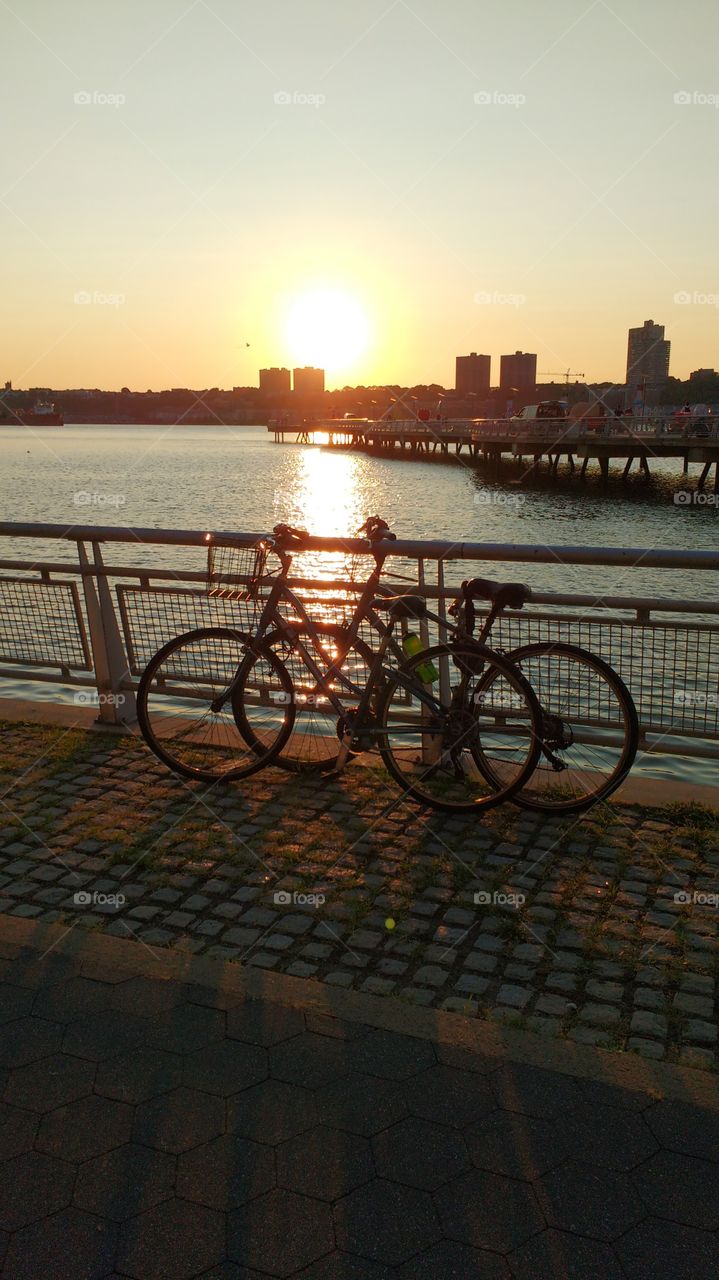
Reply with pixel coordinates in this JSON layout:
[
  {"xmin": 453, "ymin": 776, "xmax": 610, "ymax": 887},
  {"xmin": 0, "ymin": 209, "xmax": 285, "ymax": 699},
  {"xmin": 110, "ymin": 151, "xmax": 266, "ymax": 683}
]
[
  {"xmin": 371, "ymin": 593, "xmax": 427, "ymax": 620},
  {"xmin": 462, "ymin": 578, "xmax": 532, "ymax": 609}
]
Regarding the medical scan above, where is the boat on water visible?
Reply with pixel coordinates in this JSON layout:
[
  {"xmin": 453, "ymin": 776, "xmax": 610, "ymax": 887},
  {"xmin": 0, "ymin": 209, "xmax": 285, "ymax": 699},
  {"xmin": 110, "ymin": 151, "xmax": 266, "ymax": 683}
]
[{"xmin": 16, "ymin": 399, "xmax": 63, "ymax": 426}]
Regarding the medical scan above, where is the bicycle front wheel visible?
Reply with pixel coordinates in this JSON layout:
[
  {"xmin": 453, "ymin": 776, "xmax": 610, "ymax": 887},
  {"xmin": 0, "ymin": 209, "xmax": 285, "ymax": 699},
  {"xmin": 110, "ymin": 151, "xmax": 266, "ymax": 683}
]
[
  {"xmin": 474, "ymin": 641, "xmax": 639, "ymax": 812},
  {"xmin": 376, "ymin": 643, "xmax": 542, "ymax": 812},
  {"xmin": 137, "ymin": 628, "xmax": 294, "ymax": 783}
]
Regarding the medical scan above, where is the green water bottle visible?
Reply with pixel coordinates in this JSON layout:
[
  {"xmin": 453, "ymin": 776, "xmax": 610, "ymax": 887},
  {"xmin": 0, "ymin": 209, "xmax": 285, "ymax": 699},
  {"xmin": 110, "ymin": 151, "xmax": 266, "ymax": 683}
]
[{"xmin": 402, "ymin": 632, "xmax": 439, "ymax": 683}]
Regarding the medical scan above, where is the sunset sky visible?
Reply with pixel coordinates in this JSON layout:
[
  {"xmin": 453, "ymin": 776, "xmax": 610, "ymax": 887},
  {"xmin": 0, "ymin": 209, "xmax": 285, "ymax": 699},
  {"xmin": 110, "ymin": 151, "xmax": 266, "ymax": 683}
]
[{"xmin": 2, "ymin": 0, "xmax": 718, "ymax": 390}]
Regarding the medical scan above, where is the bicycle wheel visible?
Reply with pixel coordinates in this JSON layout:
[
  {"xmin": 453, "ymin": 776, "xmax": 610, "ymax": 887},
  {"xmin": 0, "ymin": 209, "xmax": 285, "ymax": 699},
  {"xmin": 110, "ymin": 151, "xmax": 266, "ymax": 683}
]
[
  {"xmin": 376, "ymin": 643, "xmax": 542, "ymax": 812},
  {"xmin": 137, "ymin": 627, "xmax": 295, "ymax": 783},
  {"xmin": 473, "ymin": 641, "xmax": 638, "ymax": 813},
  {"xmin": 236, "ymin": 622, "xmax": 378, "ymax": 772}
]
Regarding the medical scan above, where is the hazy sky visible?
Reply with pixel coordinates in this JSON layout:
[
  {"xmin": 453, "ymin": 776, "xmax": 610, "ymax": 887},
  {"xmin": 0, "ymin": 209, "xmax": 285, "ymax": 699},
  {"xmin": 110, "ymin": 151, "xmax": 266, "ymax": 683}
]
[{"xmin": 2, "ymin": 0, "xmax": 718, "ymax": 389}]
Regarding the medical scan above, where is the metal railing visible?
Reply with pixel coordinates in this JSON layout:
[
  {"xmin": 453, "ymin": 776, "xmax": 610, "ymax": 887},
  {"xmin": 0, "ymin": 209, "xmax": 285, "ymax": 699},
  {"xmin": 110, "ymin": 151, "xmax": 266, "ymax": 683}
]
[{"xmin": 1, "ymin": 521, "xmax": 719, "ymax": 760}]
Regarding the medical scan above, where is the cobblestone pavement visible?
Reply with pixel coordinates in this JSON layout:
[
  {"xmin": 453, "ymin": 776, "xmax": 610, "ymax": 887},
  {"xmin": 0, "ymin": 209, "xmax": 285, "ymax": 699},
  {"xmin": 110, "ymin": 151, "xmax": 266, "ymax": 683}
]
[
  {"xmin": 0, "ymin": 923, "xmax": 718, "ymax": 1280},
  {"xmin": 1, "ymin": 721, "xmax": 718, "ymax": 1073}
]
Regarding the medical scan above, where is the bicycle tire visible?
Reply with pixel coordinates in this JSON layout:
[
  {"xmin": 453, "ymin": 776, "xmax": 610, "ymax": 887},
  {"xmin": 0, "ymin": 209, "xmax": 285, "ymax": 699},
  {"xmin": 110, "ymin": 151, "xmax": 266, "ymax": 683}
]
[
  {"xmin": 375, "ymin": 642, "xmax": 542, "ymax": 812},
  {"xmin": 474, "ymin": 641, "xmax": 639, "ymax": 813},
  {"xmin": 137, "ymin": 627, "xmax": 295, "ymax": 783},
  {"xmin": 235, "ymin": 622, "xmax": 378, "ymax": 772}
]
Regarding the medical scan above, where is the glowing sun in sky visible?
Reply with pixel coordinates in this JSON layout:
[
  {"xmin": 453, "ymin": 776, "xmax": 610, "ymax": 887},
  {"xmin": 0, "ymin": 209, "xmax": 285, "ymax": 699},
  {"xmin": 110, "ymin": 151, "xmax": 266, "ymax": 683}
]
[{"xmin": 286, "ymin": 287, "xmax": 370, "ymax": 375}]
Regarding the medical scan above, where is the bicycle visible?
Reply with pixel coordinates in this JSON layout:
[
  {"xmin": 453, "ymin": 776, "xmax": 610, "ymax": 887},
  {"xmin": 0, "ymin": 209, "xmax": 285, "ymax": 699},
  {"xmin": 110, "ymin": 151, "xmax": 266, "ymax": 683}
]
[
  {"xmin": 242, "ymin": 526, "xmax": 638, "ymax": 814},
  {"xmin": 137, "ymin": 518, "xmax": 545, "ymax": 812}
]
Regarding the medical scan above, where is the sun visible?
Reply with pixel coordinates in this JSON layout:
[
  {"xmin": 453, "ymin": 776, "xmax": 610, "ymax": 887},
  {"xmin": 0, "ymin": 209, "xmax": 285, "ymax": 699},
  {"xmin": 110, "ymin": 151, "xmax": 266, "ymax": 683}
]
[{"xmin": 286, "ymin": 288, "xmax": 369, "ymax": 375}]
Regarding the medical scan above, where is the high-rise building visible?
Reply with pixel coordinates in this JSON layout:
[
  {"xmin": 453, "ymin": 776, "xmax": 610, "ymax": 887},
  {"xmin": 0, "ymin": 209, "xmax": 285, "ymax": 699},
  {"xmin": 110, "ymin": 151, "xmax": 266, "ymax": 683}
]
[
  {"xmin": 293, "ymin": 367, "xmax": 325, "ymax": 396},
  {"xmin": 455, "ymin": 352, "xmax": 491, "ymax": 395},
  {"xmin": 499, "ymin": 351, "xmax": 537, "ymax": 392},
  {"xmin": 259, "ymin": 367, "xmax": 291, "ymax": 395},
  {"xmin": 625, "ymin": 321, "xmax": 670, "ymax": 389}
]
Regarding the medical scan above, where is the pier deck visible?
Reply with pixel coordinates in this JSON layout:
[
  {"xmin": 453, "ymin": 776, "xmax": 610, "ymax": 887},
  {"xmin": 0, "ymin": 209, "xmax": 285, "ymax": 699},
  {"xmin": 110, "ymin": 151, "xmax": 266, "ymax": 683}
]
[{"xmin": 269, "ymin": 419, "xmax": 719, "ymax": 488}]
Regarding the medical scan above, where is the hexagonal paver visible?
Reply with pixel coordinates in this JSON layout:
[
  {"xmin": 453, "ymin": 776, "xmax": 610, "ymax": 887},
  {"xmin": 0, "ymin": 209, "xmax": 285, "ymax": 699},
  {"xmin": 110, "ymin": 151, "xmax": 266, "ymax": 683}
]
[
  {"xmin": 404, "ymin": 1065, "xmax": 496, "ymax": 1129},
  {"xmin": 0, "ymin": 1151, "xmax": 75, "ymax": 1230},
  {"xmin": 0, "ymin": 1016, "xmax": 63, "ymax": 1069},
  {"xmin": 145, "ymin": 1004, "xmax": 225, "ymax": 1054},
  {"xmin": 227, "ymin": 1079, "xmax": 318, "ymax": 1144},
  {"xmin": 435, "ymin": 1042, "xmax": 501, "ymax": 1075},
  {"xmin": 200, "ymin": 1268, "xmax": 268, "ymax": 1280},
  {"xmin": 95, "ymin": 1047, "xmax": 184, "ymax": 1104},
  {"xmin": 36, "ymin": 1093, "xmax": 134, "ymax": 1162},
  {"xmin": 491, "ymin": 1063, "xmax": 583, "ymax": 1119},
  {"xmin": 399, "ymin": 1240, "xmax": 510, "ymax": 1279},
  {"xmin": 62, "ymin": 1010, "xmax": 147, "ymax": 1061},
  {"xmin": 349, "ymin": 1029, "xmax": 435, "ymax": 1080},
  {"xmin": 373, "ymin": 1117, "xmax": 470, "ymax": 1190},
  {"xmin": 297, "ymin": 1254, "xmax": 396, "ymax": 1279},
  {"xmin": 227, "ymin": 999, "xmax": 305, "ymax": 1045},
  {"xmin": 111, "ymin": 976, "xmax": 185, "ymax": 1017},
  {"xmin": 0, "ymin": 983, "xmax": 36, "ymax": 1024},
  {"xmin": 510, "ymin": 1229, "xmax": 625, "ymax": 1280},
  {"xmin": 645, "ymin": 1098, "xmax": 719, "ymax": 1162},
  {"xmin": 277, "ymin": 1126, "xmax": 374, "ymax": 1201},
  {"xmin": 133, "ymin": 1087, "xmax": 225, "ymax": 1153},
  {"xmin": 74, "ymin": 1142, "xmax": 176, "ymax": 1220},
  {"xmin": 177, "ymin": 1134, "xmax": 275, "ymax": 1209},
  {"xmin": 4, "ymin": 1052, "xmax": 95, "ymax": 1112},
  {"xmin": 319, "ymin": 1074, "xmax": 407, "ymax": 1136},
  {"xmin": 466, "ymin": 1109, "xmax": 572, "ymax": 1180},
  {"xmin": 567, "ymin": 1102, "xmax": 659, "ymax": 1171},
  {"xmin": 434, "ymin": 1169, "xmax": 544, "ymax": 1253},
  {"xmin": 32, "ymin": 977, "xmax": 113, "ymax": 1022},
  {"xmin": 0, "ymin": 1102, "xmax": 39, "ymax": 1160},
  {"xmin": 632, "ymin": 1149, "xmax": 719, "ymax": 1229},
  {"xmin": 616, "ymin": 1218, "xmax": 719, "ymax": 1280},
  {"xmin": 3, "ymin": 1207, "xmax": 118, "ymax": 1280},
  {"xmin": 228, "ymin": 1188, "xmax": 334, "ymax": 1275},
  {"xmin": 269, "ymin": 1033, "xmax": 351, "ymax": 1090},
  {"xmin": 577, "ymin": 1078, "xmax": 653, "ymax": 1111},
  {"xmin": 535, "ymin": 1162, "xmax": 645, "ymax": 1240},
  {"xmin": 117, "ymin": 1198, "xmax": 224, "ymax": 1280},
  {"xmin": 304, "ymin": 1013, "xmax": 370, "ymax": 1042},
  {"xmin": 334, "ymin": 1178, "xmax": 440, "ymax": 1266},
  {"xmin": 183, "ymin": 1040, "xmax": 267, "ymax": 1096}
]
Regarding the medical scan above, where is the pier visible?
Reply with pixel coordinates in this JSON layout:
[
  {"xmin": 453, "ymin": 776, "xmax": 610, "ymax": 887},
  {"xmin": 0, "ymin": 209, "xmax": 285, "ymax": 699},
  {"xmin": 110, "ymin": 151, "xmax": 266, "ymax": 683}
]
[{"xmin": 269, "ymin": 418, "xmax": 719, "ymax": 490}]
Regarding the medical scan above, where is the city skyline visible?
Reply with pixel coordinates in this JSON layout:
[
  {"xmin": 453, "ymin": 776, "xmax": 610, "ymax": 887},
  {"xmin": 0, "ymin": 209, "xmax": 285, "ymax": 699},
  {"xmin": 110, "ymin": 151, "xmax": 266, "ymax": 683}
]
[{"xmin": 2, "ymin": 1, "xmax": 719, "ymax": 390}]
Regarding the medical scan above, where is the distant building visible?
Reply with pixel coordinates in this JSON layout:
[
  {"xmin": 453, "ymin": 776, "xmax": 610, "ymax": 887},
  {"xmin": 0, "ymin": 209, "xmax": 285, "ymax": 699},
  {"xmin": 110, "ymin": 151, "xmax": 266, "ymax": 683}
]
[
  {"xmin": 499, "ymin": 351, "xmax": 537, "ymax": 392},
  {"xmin": 259, "ymin": 367, "xmax": 291, "ymax": 395},
  {"xmin": 690, "ymin": 368, "xmax": 716, "ymax": 381},
  {"xmin": 455, "ymin": 353, "xmax": 491, "ymax": 395},
  {"xmin": 626, "ymin": 320, "xmax": 670, "ymax": 390},
  {"xmin": 293, "ymin": 367, "xmax": 325, "ymax": 396}
]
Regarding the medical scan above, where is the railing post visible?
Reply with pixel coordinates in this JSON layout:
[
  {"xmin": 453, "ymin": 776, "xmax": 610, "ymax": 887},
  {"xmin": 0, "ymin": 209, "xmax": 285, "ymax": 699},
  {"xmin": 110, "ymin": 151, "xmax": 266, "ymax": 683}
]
[{"xmin": 78, "ymin": 540, "xmax": 136, "ymax": 725}]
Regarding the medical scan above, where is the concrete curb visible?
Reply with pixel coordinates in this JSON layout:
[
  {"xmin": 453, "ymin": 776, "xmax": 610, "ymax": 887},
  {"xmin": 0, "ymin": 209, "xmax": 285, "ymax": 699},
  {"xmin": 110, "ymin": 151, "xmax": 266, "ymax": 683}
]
[{"xmin": 2, "ymin": 912, "xmax": 718, "ymax": 1110}]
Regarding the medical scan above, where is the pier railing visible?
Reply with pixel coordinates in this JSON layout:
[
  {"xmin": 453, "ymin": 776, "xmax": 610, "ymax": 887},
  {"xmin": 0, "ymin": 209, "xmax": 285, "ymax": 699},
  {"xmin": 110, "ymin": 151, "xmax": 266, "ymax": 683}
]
[{"xmin": 1, "ymin": 521, "xmax": 719, "ymax": 761}]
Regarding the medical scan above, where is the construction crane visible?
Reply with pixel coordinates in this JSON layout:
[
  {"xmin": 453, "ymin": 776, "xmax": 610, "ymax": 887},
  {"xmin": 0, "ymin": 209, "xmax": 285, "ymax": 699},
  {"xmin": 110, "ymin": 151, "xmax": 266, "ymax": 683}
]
[{"xmin": 539, "ymin": 369, "xmax": 585, "ymax": 385}]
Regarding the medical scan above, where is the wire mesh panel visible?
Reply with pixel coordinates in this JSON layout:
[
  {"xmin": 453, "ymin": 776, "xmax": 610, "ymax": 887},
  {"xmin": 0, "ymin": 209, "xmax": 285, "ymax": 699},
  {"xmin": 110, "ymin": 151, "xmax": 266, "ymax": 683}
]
[
  {"xmin": 0, "ymin": 577, "xmax": 91, "ymax": 670},
  {"xmin": 118, "ymin": 585, "xmax": 259, "ymax": 672}
]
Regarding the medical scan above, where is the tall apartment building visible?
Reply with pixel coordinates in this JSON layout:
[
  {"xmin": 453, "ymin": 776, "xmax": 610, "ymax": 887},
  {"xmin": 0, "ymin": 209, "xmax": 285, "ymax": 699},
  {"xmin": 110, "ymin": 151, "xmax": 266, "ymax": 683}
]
[
  {"xmin": 499, "ymin": 351, "xmax": 537, "ymax": 392},
  {"xmin": 455, "ymin": 352, "xmax": 491, "ymax": 395},
  {"xmin": 293, "ymin": 367, "xmax": 325, "ymax": 396},
  {"xmin": 259, "ymin": 367, "xmax": 291, "ymax": 395},
  {"xmin": 625, "ymin": 320, "xmax": 670, "ymax": 390}
]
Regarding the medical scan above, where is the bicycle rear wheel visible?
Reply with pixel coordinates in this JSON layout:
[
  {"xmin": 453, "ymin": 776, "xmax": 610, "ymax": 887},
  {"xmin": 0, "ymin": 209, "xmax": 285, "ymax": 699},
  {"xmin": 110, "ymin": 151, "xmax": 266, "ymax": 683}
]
[
  {"xmin": 137, "ymin": 627, "xmax": 294, "ymax": 783},
  {"xmin": 376, "ymin": 643, "xmax": 542, "ymax": 812},
  {"xmin": 236, "ymin": 622, "xmax": 378, "ymax": 772},
  {"xmin": 473, "ymin": 641, "xmax": 638, "ymax": 812}
]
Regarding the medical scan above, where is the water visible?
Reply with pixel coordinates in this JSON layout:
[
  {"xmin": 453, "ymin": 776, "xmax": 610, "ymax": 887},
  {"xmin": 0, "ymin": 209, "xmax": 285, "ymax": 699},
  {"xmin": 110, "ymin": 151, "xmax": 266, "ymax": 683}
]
[{"xmin": 2, "ymin": 424, "xmax": 718, "ymax": 786}]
